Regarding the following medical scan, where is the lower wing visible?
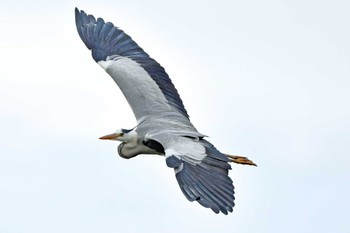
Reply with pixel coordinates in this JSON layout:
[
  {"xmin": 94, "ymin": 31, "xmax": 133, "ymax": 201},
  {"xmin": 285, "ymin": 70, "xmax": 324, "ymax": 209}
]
[{"xmin": 165, "ymin": 139, "xmax": 235, "ymax": 214}]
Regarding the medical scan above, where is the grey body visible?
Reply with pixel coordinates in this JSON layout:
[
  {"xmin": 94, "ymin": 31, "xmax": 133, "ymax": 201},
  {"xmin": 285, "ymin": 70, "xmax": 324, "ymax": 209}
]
[{"xmin": 75, "ymin": 8, "xmax": 238, "ymax": 214}]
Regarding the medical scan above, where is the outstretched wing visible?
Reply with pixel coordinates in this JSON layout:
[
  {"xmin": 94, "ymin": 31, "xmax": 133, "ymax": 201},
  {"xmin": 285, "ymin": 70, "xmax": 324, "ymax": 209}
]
[
  {"xmin": 167, "ymin": 140, "xmax": 234, "ymax": 214},
  {"xmin": 146, "ymin": 131, "xmax": 235, "ymax": 214},
  {"xmin": 75, "ymin": 8, "xmax": 189, "ymax": 121}
]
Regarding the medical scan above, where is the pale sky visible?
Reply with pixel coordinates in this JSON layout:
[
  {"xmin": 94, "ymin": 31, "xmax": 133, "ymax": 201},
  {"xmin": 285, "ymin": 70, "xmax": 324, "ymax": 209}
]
[{"xmin": 1, "ymin": 0, "xmax": 349, "ymax": 232}]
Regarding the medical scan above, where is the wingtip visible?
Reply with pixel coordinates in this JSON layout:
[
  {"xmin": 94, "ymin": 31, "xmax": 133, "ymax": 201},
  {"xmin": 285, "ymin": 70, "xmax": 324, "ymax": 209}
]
[
  {"xmin": 74, "ymin": 7, "xmax": 82, "ymax": 17},
  {"xmin": 74, "ymin": 7, "xmax": 83, "ymax": 26},
  {"xmin": 75, "ymin": 7, "xmax": 92, "ymax": 26}
]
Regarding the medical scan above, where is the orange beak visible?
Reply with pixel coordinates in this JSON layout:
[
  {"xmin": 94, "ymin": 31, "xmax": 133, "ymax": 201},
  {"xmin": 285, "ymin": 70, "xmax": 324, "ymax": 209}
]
[{"xmin": 99, "ymin": 133, "xmax": 121, "ymax": 140}]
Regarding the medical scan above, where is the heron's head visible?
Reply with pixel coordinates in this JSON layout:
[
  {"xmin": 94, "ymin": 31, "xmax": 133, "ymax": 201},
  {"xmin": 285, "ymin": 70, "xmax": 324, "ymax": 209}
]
[{"xmin": 99, "ymin": 128, "xmax": 137, "ymax": 143}]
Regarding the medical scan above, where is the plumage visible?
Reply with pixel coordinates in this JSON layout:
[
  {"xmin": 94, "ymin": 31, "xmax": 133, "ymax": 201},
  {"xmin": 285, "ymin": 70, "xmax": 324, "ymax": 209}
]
[
  {"xmin": 75, "ymin": 8, "xmax": 188, "ymax": 118},
  {"xmin": 75, "ymin": 8, "xmax": 256, "ymax": 214}
]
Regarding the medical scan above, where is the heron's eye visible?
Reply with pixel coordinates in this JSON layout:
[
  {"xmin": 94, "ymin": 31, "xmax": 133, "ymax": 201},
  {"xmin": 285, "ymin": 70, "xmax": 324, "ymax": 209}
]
[{"xmin": 119, "ymin": 133, "xmax": 124, "ymax": 137}]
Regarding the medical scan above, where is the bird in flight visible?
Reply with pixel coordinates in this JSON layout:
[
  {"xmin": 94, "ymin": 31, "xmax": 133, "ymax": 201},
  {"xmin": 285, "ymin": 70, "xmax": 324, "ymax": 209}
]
[{"xmin": 75, "ymin": 8, "xmax": 256, "ymax": 214}]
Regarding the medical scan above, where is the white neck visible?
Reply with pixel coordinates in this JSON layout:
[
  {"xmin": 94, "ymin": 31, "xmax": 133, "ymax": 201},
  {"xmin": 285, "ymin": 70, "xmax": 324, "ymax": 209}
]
[{"xmin": 118, "ymin": 139, "xmax": 162, "ymax": 159}]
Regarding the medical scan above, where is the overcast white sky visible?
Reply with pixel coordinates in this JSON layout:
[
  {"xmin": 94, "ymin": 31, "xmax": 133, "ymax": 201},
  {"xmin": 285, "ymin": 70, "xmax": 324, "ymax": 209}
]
[{"xmin": 1, "ymin": 0, "xmax": 349, "ymax": 232}]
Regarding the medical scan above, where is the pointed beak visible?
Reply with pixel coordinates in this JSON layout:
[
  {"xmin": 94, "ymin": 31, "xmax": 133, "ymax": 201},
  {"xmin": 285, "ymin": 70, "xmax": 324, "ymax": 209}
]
[{"xmin": 99, "ymin": 133, "xmax": 121, "ymax": 140}]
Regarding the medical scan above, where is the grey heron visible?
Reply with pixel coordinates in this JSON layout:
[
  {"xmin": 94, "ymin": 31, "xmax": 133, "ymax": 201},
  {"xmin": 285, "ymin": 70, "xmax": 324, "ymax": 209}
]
[{"xmin": 75, "ymin": 8, "xmax": 256, "ymax": 215}]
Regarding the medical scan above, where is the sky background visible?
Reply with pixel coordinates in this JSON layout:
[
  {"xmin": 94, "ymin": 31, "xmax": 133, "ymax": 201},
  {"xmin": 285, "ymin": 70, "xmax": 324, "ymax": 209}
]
[{"xmin": 1, "ymin": 0, "xmax": 349, "ymax": 232}]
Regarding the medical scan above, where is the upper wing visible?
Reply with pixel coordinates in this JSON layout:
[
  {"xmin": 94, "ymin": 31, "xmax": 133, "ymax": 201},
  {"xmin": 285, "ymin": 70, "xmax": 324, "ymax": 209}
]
[{"xmin": 75, "ymin": 8, "xmax": 189, "ymax": 121}]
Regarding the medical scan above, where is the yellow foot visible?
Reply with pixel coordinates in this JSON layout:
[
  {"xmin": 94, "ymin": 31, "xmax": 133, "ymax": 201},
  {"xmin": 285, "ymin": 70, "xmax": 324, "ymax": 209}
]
[{"xmin": 226, "ymin": 154, "xmax": 257, "ymax": 166}]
